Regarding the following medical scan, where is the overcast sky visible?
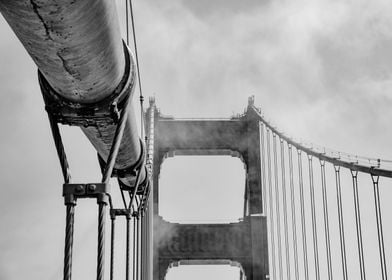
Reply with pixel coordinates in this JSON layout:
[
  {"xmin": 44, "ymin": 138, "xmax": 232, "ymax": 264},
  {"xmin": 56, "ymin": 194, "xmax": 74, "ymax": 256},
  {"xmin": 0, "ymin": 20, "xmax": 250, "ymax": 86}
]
[{"xmin": 0, "ymin": 0, "xmax": 392, "ymax": 279}]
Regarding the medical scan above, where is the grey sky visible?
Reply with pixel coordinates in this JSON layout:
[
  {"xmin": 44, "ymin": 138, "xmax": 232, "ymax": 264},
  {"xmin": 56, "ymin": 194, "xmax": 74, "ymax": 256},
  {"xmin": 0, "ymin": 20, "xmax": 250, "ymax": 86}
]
[{"xmin": 0, "ymin": 0, "xmax": 391, "ymax": 279}]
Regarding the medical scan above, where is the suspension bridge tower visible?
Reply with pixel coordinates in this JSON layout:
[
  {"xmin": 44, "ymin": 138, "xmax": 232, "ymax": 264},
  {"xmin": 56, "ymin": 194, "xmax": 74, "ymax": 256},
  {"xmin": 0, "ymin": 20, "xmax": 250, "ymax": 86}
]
[{"xmin": 147, "ymin": 97, "xmax": 270, "ymax": 280}]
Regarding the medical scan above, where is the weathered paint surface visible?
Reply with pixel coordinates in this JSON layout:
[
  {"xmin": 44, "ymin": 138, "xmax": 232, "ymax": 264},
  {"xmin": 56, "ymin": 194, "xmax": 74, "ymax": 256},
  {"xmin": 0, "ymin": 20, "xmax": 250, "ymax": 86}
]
[{"xmin": 0, "ymin": 0, "xmax": 145, "ymax": 186}]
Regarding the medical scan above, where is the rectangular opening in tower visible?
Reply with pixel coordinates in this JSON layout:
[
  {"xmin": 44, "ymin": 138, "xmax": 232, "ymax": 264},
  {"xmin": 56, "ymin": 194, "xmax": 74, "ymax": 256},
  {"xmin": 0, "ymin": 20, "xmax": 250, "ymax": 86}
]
[
  {"xmin": 159, "ymin": 156, "xmax": 245, "ymax": 224},
  {"xmin": 165, "ymin": 264, "xmax": 242, "ymax": 280}
]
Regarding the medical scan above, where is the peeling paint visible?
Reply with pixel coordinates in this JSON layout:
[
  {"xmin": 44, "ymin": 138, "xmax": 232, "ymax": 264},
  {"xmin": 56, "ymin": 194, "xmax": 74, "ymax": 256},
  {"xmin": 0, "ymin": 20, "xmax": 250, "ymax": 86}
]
[
  {"xmin": 57, "ymin": 51, "xmax": 81, "ymax": 81},
  {"xmin": 29, "ymin": 0, "xmax": 53, "ymax": 41}
]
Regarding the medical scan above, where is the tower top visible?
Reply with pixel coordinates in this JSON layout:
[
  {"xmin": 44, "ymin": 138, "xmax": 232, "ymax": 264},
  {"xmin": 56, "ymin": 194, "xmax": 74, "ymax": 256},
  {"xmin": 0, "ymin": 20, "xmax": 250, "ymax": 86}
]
[{"xmin": 248, "ymin": 95, "xmax": 255, "ymax": 106}]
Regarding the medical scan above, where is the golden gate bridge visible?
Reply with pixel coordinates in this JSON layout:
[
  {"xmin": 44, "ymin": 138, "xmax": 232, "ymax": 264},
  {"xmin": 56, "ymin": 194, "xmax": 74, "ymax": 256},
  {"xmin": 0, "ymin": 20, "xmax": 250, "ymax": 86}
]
[{"xmin": 0, "ymin": 1, "xmax": 391, "ymax": 280}]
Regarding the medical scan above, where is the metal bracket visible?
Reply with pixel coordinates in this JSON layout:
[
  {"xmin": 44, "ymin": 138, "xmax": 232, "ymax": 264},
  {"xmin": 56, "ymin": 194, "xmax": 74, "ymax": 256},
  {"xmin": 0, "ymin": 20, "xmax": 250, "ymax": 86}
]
[
  {"xmin": 63, "ymin": 183, "xmax": 111, "ymax": 205},
  {"xmin": 39, "ymin": 41, "xmax": 136, "ymax": 128},
  {"xmin": 110, "ymin": 208, "xmax": 132, "ymax": 219}
]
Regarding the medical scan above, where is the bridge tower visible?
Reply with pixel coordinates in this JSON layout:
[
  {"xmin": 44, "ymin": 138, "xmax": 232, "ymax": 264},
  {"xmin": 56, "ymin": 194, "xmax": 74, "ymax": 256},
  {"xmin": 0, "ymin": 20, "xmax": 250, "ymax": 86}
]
[{"xmin": 147, "ymin": 97, "xmax": 269, "ymax": 280}]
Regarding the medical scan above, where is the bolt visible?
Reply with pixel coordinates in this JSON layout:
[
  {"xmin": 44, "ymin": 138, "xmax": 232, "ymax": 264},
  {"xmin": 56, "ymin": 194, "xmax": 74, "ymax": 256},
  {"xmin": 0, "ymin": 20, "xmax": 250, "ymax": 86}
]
[
  {"xmin": 75, "ymin": 185, "xmax": 84, "ymax": 193},
  {"xmin": 88, "ymin": 184, "xmax": 97, "ymax": 192}
]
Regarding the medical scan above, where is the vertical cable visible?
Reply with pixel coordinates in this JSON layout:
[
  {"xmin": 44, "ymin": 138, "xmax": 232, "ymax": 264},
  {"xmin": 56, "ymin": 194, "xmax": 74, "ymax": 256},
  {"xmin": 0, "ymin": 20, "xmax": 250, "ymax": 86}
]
[
  {"xmin": 288, "ymin": 145, "xmax": 299, "ymax": 280},
  {"xmin": 136, "ymin": 216, "xmax": 140, "ymax": 280},
  {"xmin": 110, "ymin": 215, "xmax": 116, "ymax": 280},
  {"xmin": 97, "ymin": 203, "xmax": 107, "ymax": 280},
  {"xmin": 125, "ymin": 0, "xmax": 129, "ymax": 45},
  {"xmin": 320, "ymin": 160, "xmax": 333, "ymax": 280},
  {"xmin": 266, "ymin": 129, "xmax": 277, "ymax": 280},
  {"xmin": 64, "ymin": 205, "xmax": 75, "ymax": 280},
  {"xmin": 141, "ymin": 215, "xmax": 144, "ymax": 280},
  {"xmin": 260, "ymin": 123, "xmax": 267, "ymax": 214},
  {"xmin": 126, "ymin": 216, "xmax": 131, "ymax": 280},
  {"xmin": 334, "ymin": 166, "xmax": 348, "ymax": 280},
  {"xmin": 280, "ymin": 139, "xmax": 291, "ymax": 280},
  {"xmin": 371, "ymin": 175, "xmax": 387, "ymax": 280},
  {"xmin": 351, "ymin": 170, "xmax": 366, "ymax": 280},
  {"xmin": 128, "ymin": 0, "xmax": 145, "ymax": 138},
  {"xmin": 298, "ymin": 151, "xmax": 309, "ymax": 280},
  {"xmin": 273, "ymin": 134, "xmax": 283, "ymax": 280},
  {"xmin": 133, "ymin": 214, "xmax": 136, "ymax": 280},
  {"xmin": 308, "ymin": 155, "xmax": 320, "ymax": 280}
]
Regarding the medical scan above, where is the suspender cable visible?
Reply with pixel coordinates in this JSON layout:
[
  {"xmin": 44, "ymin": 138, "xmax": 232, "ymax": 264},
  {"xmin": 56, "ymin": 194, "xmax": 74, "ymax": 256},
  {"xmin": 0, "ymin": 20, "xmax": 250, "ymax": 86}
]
[
  {"xmin": 280, "ymin": 139, "xmax": 291, "ymax": 280},
  {"xmin": 64, "ymin": 205, "xmax": 75, "ymax": 280},
  {"xmin": 260, "ymin": 123, "xmax": 267, "ymax": 214},
  {"xmin": 308, "ymin": 155, "xmax": 320, "ymax": 280},
  {"xmin": 110, "ymin": 215, "xmax": 116, "ymax": 280},
  {"xmin": 351, "ymin": 170, "xmax": 366, "ymax": 280},
  {"xmin": 140, "ymin": 215, "xmax": 144, "ymax": 280},
  {"xmin": 48, "ymin": 115, "xmax": 74, "ymax": 280},
  {"xmin": 273, "ymin": 134, "xmax": 284, "ymax": 280},
  {"xmin": 320, "ymin": 160, "xmax": 333, "ymax": 280},
  {"xmin": 297, "ymin": 151, "xmax": 309, "ymax": 280},
  {"xmin": 371, "ymin": 175, "xmax": 388, "ymax": 280},
  {"xmin": 126, "ymin": 215, "xmax": 131, "ymax": 280},
  {"xmin": 136, "ymin": 216, "xmax": 140, "ymax": 280},
  {"xmin": 288, "ymin": 145, "xmax": 300, "ymax": 280},
  {"xmin": 97, "ymin": 203, "xmax": 107, "ymax": 280},
  {"xmin": 128, "ymin": 0, "xmax": 145, "ymax": 138},
  {"xmin": 334, "ymin": 166, "xmax": 348, "ymax": 280},
  {"xmin": 125, "ymin": 0, "xmax": 130, "ymax": 45},
  {"xmin": 133, "ymin": 212, "xmax": 137, "ymax": 280},
  {"xmin": 266, "ymin": 129, "xmax": 277, "ymax": 280}
]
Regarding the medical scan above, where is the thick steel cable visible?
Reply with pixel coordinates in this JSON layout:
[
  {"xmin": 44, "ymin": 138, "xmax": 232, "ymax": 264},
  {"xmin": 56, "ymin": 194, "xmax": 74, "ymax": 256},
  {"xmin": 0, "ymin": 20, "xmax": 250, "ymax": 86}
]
[
  {"xmin": 102, "ymin": 93, "xmax": 132, "ymax": 183},
  {"xmin": 266, "ymin": 129, "xmax": 277, "ymax": 280},
  {"xmin": 308, "ymin": 155, "xmax": 320, "ymax": 280},
  {"xmin": 280, "ymin": 139, "xmax": 291, "ymax": 280},
  {"xmin": 133, "ymin": 215, "xmax": 137, "ymax": 280},
  {"xmin": 136, "ymin": 216, "xmax": 140, "ymax": 280},
  {"xmin": 371, "ymin": 175, "xmax": 388, "ymax": 280},
  {"xmin": 250, "ymin": 106, "xmax": 392, "ymax": 178},
  {"xmin": 334, "ymin": 166, "xmax": 348, "ymax": 280},
  {"xmin": 126, "ymin": 216, "xmax": 131, "ymax": 280},
  {"xmin": 273, "ymin": 134, "xmax": 284, "ymax": 280},
  {"xmin": 351, "ymin": 170, "xmax": 366, "ymax": 280},
  {"xmin": 288, "ymin": 145, "xmax": 300, "ymax": 280},
  {"xmin": 97, "ymin": 203, "xmax": 107, "ymax": 280},
  {"xmin": 140, "ymin": 215, "xmax": 144, "ymax": 280},
  {"xmin": 128, "ymin": 166, "xmax": 144, "ymax": 210},
  {"xmin": 120, "ymin": 189, "xmax": 128, "ymax": 209},
  {"xmin": 110, "ymin": 216, "xmax": 116, "ymax": 280},
  {"xmin": 125, "ymin": 0, "xmax": 130, "ymax": 45},
  {"xmin": 320, "ymin": 160, "xmax": 333, "ymax": 280},
  {"xmin": 128, "ymin": 0, "xmax": 145, "ymax": 138},
  {"xmin": 64, "ymin": 205, "xmax": 75, "ymax": 280},
  {"xmin": 297, "ymin": 151, "xmax": 309, "ymax": 280},
  {"xmin": 48, "ymin": 115, "xmax": 71, "ymax": 183}
]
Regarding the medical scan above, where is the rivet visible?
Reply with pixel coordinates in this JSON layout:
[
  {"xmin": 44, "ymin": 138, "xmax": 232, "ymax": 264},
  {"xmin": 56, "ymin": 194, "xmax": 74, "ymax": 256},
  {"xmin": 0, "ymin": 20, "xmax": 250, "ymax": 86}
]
[
  {"xmin": 75, "ymin": 185, "xmax": 84, "ymax": 193},
  {"xmin": 88, "ymin": 184, "xmax": 97, "ymax": 192}
]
